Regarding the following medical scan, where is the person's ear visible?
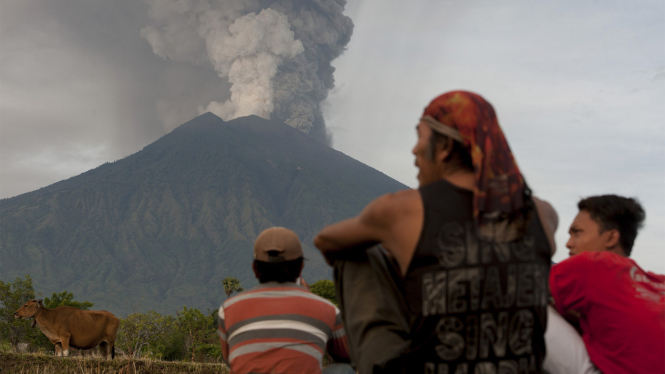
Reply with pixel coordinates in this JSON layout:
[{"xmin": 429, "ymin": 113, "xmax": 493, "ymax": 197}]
[
  {"xmin": 604, "ymin": 229, "xmax": 621, "ymax": 250},
  {"xmin": 252, "ymin": 262, "xmax": 260, "ymax": 279},
  {"xmin": 435, "ymin": 138, "xmax": 453, "ymax": 164}
]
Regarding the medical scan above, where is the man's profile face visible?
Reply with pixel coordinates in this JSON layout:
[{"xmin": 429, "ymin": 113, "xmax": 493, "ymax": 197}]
[
  {"xmin": 412, "ymin": 122, "xmax": 437, "ymax": 187},
  {"xmin": 566, "ymin": 210, "xmax": 613, "ymax": 256}
]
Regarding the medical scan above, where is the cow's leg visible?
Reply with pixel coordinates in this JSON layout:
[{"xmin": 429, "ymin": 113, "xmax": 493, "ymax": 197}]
[
  {"xmin": 54, "ymin": 343, "xmax": 63, "ymax": 357},
  {"xmin": 61, "ymin": 334, "xmax": 71, "ymax": 357},
  {"xmin": 99, "ymin": 342, "xmax": 110, "ymax": 360}
]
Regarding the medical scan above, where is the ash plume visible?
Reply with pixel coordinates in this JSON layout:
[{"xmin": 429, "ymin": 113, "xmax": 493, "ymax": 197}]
[{"xmin": 141, "ymin": 0, "xmax": 354, "ymax": 144}]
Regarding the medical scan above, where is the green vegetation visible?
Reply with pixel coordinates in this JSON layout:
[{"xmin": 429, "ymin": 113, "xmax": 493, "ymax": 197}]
[
  {"xmin": 176, "ymin": 306, "xmax": 221, "ymax": 362},
  {"xmin": 119, "ymin": 311, "xmax": 174, "ymax": 359},
  {"xmin": 0, "ymin": 275, "xmax": 36, "ymax": 348},
  {"xmin": 221, "ymin": 277, "xmax": 243, "ymax": 299},
  {"xmin": 310, "ymin": 279, "xmax": 338, "ymax": 306},
  {"xmin": 44, "ymin": 291, "xmax": 94, "ymax": 310},
  {"xmin": 111, "ymin": 306, "xmax": 222, "ymax": 362},
  {"xmin": 117, "ymin": 306, "xmax": 221, "ymax": 362}
]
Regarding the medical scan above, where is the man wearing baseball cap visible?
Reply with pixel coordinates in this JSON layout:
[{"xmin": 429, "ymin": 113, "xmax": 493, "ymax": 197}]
[{"xmin": 217, "ymin": 227, "xmax": 352, "ymax": 374}]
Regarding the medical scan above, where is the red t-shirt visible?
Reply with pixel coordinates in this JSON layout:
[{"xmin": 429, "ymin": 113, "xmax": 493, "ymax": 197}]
[{"xmin": 550, "ymin": 251, "xmax": 665, "ymax": 374}]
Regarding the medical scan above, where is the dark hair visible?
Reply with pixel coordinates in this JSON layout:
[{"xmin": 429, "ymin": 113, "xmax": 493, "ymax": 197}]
[
  {"xmin": 254, "ymin": 257, "xmax": 303, "ymax": 283},
  {"xmin": 578, "ymin": 195, "xmax": 645, "ymax": 256},
  {"xmin": 427, "ymin": 131, "xmax": 473, "ymax": 172}
]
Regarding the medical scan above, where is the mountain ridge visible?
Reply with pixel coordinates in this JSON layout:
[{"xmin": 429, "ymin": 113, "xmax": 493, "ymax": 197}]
[{"xmin": 0, "ymin": 113, "xmax": 407, "ymax": 315}]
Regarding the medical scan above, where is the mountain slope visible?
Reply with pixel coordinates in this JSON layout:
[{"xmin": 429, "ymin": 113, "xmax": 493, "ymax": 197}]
[{"xmin": 0, "ymin": 113, "xmax": 408, "ymax": 315}]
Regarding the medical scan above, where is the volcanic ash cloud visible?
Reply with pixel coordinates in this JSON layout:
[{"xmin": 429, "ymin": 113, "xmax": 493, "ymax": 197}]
[{"xmin": 141, "ymin": 0, "xmax": 354, "ymax": 144}]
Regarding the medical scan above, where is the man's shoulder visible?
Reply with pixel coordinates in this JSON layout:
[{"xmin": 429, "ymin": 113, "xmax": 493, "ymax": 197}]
[
  {"xmin": 223, "ymin": 283, "xmax": 337, "ymax": 310},
  {"xmin": 306, "ymin": 291, "xmax": 340, "ymax": 312},
  {"xmin": 560, "ymin": 251, "xmax": 625, "ymax": 266},
  {"xmin": 585, "ymin": 251, "xmax": 634, "ymax": 270},
  {"xmin": 220, "ymin": 283, "xmax": 341, "ymax": 331},
  {"xmin": 372, "ymin": 189, "xmax": 419, "ymax": 205},
  {"xmin": 556, "ymin": 252, "xmax": 636, "ymax": 282},
  {"xmin": 370, "ymin": 189, "xmax": 421, "ymax": 217},
  {"xmin": 551, "ymin": 252, "xmax": 605, "ymax": 283}
]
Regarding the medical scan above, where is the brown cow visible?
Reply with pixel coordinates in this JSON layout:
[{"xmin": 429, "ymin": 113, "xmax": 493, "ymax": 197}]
[{"xmin": 14, "ymin": 299, "xmax": 120, "ymax": 359}]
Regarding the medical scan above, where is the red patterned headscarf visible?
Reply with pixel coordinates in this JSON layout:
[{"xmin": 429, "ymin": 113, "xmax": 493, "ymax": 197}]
[{"xmin": 422, "ymin": 91, "xmax": 532, "ymax": 242}]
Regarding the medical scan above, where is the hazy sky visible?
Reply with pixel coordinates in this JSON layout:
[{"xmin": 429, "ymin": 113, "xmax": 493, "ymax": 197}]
[{"xmin": 1, "ymin": 0, "xmax": 664, "ymax": 272}]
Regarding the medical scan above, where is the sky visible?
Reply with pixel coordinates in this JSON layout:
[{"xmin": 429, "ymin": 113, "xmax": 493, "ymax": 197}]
[{"xmin": 1, "ymin": 0, "xmax": 664, "ymax": 272}]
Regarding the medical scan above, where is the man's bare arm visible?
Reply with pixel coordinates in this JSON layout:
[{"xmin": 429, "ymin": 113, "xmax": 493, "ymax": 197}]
[
  {"xmin": 315, "ymin": 189, "xmax": 422, "ymax": 273},
  {"xmin": 314, "ymin": 193, "xmax": 394, "ymax": 255}
]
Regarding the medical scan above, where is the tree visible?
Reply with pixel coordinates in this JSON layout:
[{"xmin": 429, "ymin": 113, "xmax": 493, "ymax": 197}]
[
  {"xmin": 222, "ymin": 277, "xmax": 243, "ymax": 299},
  {"xmin": 153, "ymin": 324, "xmax": 187, "ymax": 361},
  {"xmin": 310, "ymin": 279, "xmax": 337, "ymax": 306},
  {"xmin": 0, "ymin": 275, "xmax": 37, "ymax": 348},
  {"xmin": 117, "ymin": 311, "xmax": 174, "ymax": 359},
  {"xmin": 44, "ymin": 291, "xmax": 94, "ymax": 310},
  {"xmin": 176, "ymin": 306, "xmax": 220, "ymax": 362}
]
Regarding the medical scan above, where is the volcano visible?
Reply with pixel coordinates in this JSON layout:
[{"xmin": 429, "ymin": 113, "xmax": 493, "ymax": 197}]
[{"xmin": 0, "ymin": 114, "xmax": 407, "ymax": 315}]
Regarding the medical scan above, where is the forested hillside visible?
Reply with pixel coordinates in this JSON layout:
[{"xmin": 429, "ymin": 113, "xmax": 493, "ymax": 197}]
[{"xmin": 0, "ymin": 113, "xmax": 407, "ymax": 315}]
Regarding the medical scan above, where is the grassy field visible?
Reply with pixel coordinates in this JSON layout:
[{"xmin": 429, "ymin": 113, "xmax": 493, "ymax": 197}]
[{"xmin": 0, "ymin": 351, "xmax": 229, "ymax": 374}]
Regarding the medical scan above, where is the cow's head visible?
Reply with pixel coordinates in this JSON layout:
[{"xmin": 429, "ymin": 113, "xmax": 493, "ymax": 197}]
[{"xmin": 14, "ymin": 299, "xmax": 43, "ymax": 320}]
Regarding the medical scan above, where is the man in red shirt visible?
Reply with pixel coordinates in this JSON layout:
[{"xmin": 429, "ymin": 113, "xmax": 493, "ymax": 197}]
[
  {"xmin": 217, "ymin": 227, "xmax": 352, "ymax": 374},
  {"xmin": 549, "ymin": 195, "xmax": 665, "ymax": 374}
]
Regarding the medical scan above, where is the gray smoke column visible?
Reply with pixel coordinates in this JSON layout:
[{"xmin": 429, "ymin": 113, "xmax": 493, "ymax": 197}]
[{"xmin": 141, "ymin": 0, "xmax": 353, "ymax": 144}]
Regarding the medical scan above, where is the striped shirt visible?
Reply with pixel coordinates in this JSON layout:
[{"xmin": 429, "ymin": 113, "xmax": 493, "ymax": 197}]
[{"xmin": 218, "ymin": 282, "xmax": 349, "ymax": 374}]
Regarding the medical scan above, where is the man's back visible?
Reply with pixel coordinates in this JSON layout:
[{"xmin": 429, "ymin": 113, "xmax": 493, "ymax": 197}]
[
  {"xmin": 401, "ymin": 179, "xmax": 552, "ymax": 373},
  {"xmin": 550, "ymin": 251, "xmax": 665, "ymax": 374},
  {"xmin": 218, "ymin": 282, "xmax": 348, "ymax": 374}
]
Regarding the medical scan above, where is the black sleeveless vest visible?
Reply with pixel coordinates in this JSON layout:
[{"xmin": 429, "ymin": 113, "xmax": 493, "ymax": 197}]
[{"xmin": 402, "ymin": 179, "xmax": 551, "ymax": 374}]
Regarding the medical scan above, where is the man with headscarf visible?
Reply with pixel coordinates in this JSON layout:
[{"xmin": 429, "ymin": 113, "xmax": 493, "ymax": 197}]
[{"xmin": 315, "ymin": 91, "xmax": 558, "ymax": 373}]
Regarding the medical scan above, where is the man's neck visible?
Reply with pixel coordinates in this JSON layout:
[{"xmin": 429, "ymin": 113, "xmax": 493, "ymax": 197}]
[
  {"xmin": 607, "ymin": 247, "xmax": 628, "ymax": 257},
  {"xmin": 442, "ymin": 170, "xmax": 475, "ymax": 191}
]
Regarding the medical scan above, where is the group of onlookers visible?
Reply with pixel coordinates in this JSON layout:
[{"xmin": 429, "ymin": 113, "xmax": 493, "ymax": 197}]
[{"xmin": 217, "ymin": 91, "xmax": 664, "ymax": 374}]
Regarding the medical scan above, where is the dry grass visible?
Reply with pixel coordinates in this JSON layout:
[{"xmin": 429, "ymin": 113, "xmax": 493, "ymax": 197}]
[{"xmin": 0, "ymin": 351, "xmax": 229, "ymax": 374}]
